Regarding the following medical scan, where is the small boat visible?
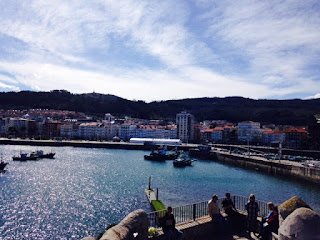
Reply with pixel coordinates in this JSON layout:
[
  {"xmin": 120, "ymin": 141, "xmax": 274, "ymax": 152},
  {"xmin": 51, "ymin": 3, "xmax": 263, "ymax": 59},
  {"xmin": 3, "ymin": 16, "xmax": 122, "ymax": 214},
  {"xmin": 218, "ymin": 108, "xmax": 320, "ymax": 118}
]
[
  {"xmin": 173, "ymin": 153, "xmax": 194, "ymax": 167},
  {"xmin": 144, "ymin": 146, "xmax": 180, "ymax": 161},
  {"xmin": 12, "ymin": 153, "xmax": 39, "ymax": 161},
  {"xmin": 30, "ymin": 150, "xmax": 55, "ymax": 159}
]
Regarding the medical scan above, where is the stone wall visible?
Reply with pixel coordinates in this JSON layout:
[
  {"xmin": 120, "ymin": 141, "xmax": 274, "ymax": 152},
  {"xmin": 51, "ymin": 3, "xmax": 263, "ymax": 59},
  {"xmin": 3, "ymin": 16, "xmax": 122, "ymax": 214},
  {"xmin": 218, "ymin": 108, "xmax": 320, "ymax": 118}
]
[{"xmin": 82, "ymin": 209, "xmax": 149, "ymax": 240}]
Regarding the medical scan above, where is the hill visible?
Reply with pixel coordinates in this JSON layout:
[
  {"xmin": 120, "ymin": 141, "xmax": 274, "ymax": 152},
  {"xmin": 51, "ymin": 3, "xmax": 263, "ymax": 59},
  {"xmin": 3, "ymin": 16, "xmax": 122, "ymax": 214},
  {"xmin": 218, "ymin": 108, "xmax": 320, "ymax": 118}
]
[{"xmin": 0, "ymin": 90, "xmax": 319, "ymax": 125}]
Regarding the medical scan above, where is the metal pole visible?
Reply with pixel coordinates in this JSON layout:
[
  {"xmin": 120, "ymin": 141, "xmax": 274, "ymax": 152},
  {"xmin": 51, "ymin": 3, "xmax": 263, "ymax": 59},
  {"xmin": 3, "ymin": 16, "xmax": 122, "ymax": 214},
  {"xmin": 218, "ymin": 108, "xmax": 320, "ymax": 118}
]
[
  {"xmin": 156, "ymin": 188, "xmax": 159, "ymax": 201},
  {"xmin": 193, "ymin": 203, "xmax": 196, "ymax": 220},
  {"xmin": 149, "ymin": 176, "xmax": 151, "ymax": 190}
]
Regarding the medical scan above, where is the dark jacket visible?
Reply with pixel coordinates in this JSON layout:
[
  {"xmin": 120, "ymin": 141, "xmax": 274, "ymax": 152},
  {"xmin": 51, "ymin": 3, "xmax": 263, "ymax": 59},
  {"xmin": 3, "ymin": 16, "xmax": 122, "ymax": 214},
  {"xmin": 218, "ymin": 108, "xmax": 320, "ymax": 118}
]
[
  {"xmin": 161, "ymin": 212, "xmax": 176, "ymax": 231},
  {"xmin": 267, "ymin": 212, "xmax": 279, "ymax": 233}
]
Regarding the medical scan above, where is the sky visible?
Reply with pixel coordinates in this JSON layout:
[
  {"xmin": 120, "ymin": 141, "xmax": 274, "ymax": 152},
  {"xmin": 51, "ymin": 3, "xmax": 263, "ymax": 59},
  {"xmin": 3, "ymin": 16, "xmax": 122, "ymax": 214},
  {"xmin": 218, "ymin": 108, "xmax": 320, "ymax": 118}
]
[{"xmin": 0, "ymin": 0, "xmax": 320, "ymax": 102}]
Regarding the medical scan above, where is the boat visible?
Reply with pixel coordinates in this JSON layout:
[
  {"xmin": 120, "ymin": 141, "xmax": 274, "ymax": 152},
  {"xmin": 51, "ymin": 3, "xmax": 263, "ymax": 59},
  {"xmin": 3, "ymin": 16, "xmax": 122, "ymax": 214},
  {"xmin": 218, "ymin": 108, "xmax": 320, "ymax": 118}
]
[
  {"xmin": 173, "ymin": 153, "xmax": 194, "ymax": 167},
  {"xmin": 144, "ymin": 147, "xmax": 180, "ymax": 161},
  {"xmin": 30, "ymin": 150, "xmax": 55, "ymax": 159},
  {"xmin": 0, "ymin": 160, "xmax": 8, "ymax": 171},
  {"xmin": 12, "ymin": 153, "xmax": 39, "ymax": 161}
]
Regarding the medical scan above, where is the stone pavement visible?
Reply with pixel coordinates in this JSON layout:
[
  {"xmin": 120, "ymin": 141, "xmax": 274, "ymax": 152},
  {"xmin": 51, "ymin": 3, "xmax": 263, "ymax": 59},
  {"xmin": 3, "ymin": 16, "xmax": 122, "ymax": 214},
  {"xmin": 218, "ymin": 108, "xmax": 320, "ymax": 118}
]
[{"xmin": 154, "ymin": 215, "xmax": 261, "ymax": 240}]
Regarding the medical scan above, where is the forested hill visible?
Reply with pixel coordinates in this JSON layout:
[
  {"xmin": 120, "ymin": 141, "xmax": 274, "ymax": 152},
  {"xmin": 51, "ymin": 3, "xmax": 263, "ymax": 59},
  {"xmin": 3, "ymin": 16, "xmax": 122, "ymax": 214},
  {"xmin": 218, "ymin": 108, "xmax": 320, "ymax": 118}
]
[{"xmin": 0, "ymin": 90, "xmax": 320, "ymax": 125}]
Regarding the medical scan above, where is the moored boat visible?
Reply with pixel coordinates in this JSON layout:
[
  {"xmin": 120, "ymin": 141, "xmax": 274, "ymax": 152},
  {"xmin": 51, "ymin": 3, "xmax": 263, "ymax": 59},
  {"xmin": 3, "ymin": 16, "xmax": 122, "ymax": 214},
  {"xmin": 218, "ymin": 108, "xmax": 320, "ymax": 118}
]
[
  {"xmin": 173, "ymin": 153, "xmax": 194, "ymax": 167},
  {"xmin": 144, "ymin": 146, "xmax": 180, "ymax": 161},
  {"xmin": 30, "ymin": 150, "xmax": 55, "ymax": 159},
  {"xmin": 13, "ymin": 153, "xmax": 39, "ymax": 161}
]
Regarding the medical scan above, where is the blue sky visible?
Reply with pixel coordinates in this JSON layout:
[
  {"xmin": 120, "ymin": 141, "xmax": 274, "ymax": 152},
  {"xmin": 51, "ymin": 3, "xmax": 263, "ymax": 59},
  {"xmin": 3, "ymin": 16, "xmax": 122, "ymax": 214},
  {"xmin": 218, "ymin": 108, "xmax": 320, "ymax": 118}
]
[{"xmin": 0, "ymin": 0, "xmax": 319, "ymax": 102}]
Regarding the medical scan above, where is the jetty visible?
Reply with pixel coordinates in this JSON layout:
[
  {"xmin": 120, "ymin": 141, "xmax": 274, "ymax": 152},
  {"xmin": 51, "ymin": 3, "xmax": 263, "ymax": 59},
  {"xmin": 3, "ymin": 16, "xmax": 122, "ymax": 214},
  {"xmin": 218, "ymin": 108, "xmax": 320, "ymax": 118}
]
[{"xmin": 145, "ymin": 177, "xmax": 166, "ymax": 212}]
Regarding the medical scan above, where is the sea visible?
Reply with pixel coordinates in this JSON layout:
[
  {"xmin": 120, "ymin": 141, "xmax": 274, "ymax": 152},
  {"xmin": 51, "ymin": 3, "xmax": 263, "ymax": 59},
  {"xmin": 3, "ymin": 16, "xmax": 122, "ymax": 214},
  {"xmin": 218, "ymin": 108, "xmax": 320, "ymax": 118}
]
[{"xmin": 0, "ymin": 144, "xmax": 319, "ymax": 239}]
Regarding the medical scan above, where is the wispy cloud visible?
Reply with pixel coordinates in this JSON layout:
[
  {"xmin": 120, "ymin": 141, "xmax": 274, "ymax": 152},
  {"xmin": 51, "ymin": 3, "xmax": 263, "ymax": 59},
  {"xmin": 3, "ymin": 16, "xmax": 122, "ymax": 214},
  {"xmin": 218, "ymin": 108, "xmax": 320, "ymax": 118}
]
[{"xmin": 0, "ymin": 0, "xmax": 319, "ymax": 101}]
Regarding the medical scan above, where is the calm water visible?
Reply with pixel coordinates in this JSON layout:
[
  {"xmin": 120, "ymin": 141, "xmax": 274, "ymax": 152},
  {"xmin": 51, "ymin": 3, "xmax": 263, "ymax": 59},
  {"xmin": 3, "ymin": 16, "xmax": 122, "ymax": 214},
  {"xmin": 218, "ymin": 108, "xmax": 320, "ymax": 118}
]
[{"xmin": 0, "ymin": 145, "xmax": 319, "ymax": 239}]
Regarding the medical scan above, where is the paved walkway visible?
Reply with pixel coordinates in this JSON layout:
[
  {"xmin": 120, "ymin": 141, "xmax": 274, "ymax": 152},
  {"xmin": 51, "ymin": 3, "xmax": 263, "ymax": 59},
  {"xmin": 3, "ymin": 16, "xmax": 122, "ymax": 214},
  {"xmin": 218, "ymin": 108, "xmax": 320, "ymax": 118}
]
[{"xmin": 155, "ymin": 215, "xmax": 261, "ymax": 240}]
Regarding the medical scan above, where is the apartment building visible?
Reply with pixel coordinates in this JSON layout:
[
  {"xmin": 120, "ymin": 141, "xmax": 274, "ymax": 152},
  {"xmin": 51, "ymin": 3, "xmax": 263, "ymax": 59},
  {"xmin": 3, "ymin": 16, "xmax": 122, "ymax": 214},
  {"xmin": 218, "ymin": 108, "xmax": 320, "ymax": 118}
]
[
  {"xmin": 238, "ymin": 121, "xmax": 264, "ymax": 143},
  {"xmin": 176, "ymin": 112, "xmax": 195, "ymax": 143}
]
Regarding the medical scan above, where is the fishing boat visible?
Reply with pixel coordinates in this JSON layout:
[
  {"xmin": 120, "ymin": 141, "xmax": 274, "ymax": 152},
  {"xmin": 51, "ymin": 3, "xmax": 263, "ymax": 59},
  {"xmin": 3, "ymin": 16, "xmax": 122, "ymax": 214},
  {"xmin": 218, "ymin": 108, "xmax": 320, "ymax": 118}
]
[
  {"xmin": 30, "ymin": 150, "xmax": 55, "ymax": 159},
  {"xmin": 12, "ymin": 153, "xmax": 38, "ymax": 161},
  {"xmin": 144, "ymin": 146, "xmax": 180, "ymax": 161},
  {"xmin": 173, "ymin": 152, "xmax": 194, "ymax": 167}
]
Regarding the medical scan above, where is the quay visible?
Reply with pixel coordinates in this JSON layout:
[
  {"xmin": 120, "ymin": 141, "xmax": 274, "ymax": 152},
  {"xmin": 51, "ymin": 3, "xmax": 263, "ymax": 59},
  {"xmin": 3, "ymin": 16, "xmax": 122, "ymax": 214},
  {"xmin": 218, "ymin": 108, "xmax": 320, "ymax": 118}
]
[
  {"xmin": 0, "ymin": 138, "xmax": 196, "ymax": 151},
  {"xmin": 213, "ymin": 149, "xmax": 320, "ymax": 185}
]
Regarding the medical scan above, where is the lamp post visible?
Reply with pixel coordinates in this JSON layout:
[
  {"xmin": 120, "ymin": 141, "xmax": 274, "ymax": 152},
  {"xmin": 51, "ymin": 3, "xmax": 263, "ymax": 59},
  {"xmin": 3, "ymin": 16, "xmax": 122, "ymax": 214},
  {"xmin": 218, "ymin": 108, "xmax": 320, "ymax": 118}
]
[{"xmin": 247, "ymin": 133, "xmax": 251, "ymax": 158}]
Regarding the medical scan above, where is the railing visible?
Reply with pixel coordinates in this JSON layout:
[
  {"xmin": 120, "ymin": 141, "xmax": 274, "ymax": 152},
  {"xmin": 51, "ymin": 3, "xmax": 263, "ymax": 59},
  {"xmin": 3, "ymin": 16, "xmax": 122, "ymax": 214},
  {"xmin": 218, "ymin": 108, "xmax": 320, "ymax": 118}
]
[
  {"xmin": 147, "ymin": 195, "xmax": 270, "ymax": 227},
  {"xmin": 232, "ymin": 195, "xmax": 270, "ymax": 217}
]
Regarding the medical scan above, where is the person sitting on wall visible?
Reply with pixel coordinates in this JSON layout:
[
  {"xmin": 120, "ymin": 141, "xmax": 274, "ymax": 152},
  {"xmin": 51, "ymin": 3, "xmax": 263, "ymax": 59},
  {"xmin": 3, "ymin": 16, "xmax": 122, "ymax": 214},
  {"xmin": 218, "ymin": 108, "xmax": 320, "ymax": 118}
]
[
  {"xmin": 260, "ymin": 205, "xmax": 279, "ymax": 240},
  {"xmin": 245, "ymin": 194, "xmax": 260, "ymax": 233},
  {"xmin": 259, "ymin": 202, "xmax": 274, "ymax": 234},
  {"xmin": 222, "ymin": 193, "xmax": 246, "ymax": 233},
  {"xmin": 161, "ymin": 206, "xmax": 183, "ymax": 240},
  {"xmin": 208, "ymin": 194, "xmax": 227, "ymax": 234}
]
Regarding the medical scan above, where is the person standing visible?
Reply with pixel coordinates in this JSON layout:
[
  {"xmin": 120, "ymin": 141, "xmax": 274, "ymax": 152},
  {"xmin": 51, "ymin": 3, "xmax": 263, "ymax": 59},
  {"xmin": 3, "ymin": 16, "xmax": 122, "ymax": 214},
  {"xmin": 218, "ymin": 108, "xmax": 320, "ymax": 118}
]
[
  {"xmin": 208, "ymin": 194, "xmax": 226, "ymax": 233},
  {"xmin": 245, "ymin": 194, "xmax": 259, "ymax": 232},
  {"xmin": 222, "ymin": 193, "xmax": 246, "ymax": 232},
  {"xmin": 161, "ymin": 206, "xmax": 183, "ymax": 240}
]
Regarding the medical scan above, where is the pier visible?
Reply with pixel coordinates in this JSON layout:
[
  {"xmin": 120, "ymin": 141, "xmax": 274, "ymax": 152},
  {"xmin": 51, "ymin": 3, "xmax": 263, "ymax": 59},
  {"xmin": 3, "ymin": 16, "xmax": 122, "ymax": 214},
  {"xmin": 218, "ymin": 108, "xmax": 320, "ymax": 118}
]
[{"xmin": 145, "ymin": 177, "xmax": 166, "ymax": 212}]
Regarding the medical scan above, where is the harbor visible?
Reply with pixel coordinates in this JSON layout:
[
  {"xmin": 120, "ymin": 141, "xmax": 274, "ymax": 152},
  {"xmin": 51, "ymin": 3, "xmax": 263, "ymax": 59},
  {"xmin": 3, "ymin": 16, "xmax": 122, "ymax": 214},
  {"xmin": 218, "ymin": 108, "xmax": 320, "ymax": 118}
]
[{"xmin": 1, "ymin": 144, "xmax": 320, "ymax": 239}]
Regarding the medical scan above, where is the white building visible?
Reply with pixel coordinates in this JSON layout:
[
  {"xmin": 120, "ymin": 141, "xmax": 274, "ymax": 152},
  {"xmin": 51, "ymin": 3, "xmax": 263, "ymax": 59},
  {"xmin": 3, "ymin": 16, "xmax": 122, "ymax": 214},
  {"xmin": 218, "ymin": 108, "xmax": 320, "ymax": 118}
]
[
  {"xmin": 238, "ymin": 121, "xmax": 264, "ymax": 143},
  {"xmin": 78, "ymin": 122, "xmax": 104, "ymax": 140},
  {"xmin": 7, "ymin": 118, "xmax": 29, "ymax": 135},
  {"xmin": 118, "ymin": 124, "xmax": 138, "ymax": 141},
  {"xmin": 103, "ymin": 122, "xmax": 118, "ymax": 140},
  {"xmin": 212, "ymin": 127, "xmax": 224, "ymax": 142},
  {"xmin": 135, "ymin": 125, "xmax": 177, "ymax": 139},
  {"xmin": 60, "ymin": 124, "xmax": 81, "ymax": 139},
  {"xmin": 262, "ymin": 131, "xmax": 285, "ymax": 145},
  {"xmin": 130, "ymin": 138, "xmax": 181, "ymax": 145},
  {"xmin": 176, "ymin": 112, "xmax": 195, "ymax": 143},
  {"xmin": 104, "ymin": 113, "xmax": 115, "ymax": 122}
]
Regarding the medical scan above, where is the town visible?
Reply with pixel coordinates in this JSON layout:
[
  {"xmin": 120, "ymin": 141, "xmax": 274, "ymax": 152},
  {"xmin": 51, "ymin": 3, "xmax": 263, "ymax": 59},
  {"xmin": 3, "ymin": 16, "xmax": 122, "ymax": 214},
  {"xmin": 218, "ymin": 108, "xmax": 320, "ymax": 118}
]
[{"xmin": 1, "ymin": 109, "xmax": 319, "ymax": 150}]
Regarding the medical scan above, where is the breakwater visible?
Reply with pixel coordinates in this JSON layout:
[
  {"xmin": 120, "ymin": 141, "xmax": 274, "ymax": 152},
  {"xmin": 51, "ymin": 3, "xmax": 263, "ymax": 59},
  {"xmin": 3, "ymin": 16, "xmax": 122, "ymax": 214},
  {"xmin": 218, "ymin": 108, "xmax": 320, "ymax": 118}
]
[{"xmin": 214, "ymin": 150, "xmax": 320, "ymax": 185}]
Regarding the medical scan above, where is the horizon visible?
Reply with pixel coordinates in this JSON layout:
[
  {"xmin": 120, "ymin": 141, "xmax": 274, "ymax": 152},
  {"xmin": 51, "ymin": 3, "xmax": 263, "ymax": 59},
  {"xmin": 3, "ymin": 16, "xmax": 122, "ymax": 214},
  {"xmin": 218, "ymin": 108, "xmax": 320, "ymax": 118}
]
[{"xmin": 0, "ymin": 1, "xmax": 320, "ymax": 101}]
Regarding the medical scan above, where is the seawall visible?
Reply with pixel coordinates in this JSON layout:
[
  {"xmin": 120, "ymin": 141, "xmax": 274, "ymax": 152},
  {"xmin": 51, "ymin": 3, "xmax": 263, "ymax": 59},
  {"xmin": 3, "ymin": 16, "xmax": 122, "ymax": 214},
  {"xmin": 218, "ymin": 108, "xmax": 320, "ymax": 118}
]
[{"xmin": 214, "ymin": 151, "xmax": 320, "ymax": 185}]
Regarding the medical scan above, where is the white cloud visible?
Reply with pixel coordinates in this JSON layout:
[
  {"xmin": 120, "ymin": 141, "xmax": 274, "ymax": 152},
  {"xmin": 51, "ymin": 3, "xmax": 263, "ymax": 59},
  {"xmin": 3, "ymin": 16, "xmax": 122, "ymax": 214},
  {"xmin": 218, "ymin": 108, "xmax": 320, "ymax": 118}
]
[
  {"xmin": 201, "ymin": 1, "xmax": 320, "ymax": 87},
  {"xmin": 305, "ymin": 93, "xmax": 320, "ymax": 100},
  {"xmin": 0, "ymin": 0, "xmax": 319, "ymax": 100}
]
